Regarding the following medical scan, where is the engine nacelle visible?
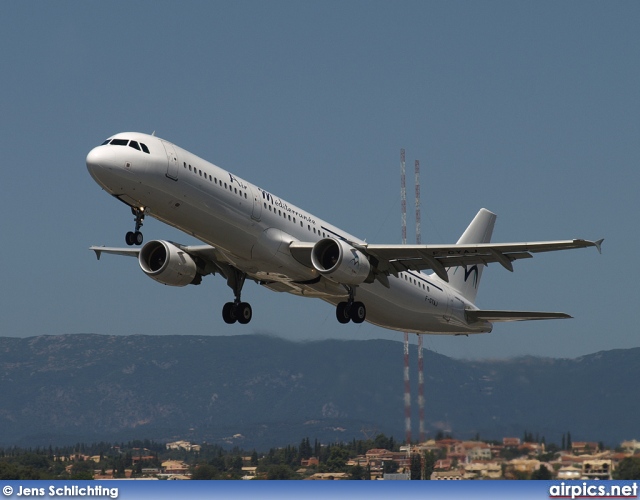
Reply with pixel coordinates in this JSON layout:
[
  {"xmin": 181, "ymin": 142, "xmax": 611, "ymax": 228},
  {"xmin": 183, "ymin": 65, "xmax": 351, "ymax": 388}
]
[
  {"xmin": 310, "ymin": 238, "xmax": 371, "ymax": 285},
  {"xmin": 139, "ymin": 240, "xmax": 199, "ymax": 287}
]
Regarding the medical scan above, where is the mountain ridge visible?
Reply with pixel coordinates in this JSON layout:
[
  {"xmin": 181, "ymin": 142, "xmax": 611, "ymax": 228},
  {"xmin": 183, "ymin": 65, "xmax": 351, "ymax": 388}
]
[{"xmin": 0, "ymin": 334, "xmax": 635, "ymax": 449}]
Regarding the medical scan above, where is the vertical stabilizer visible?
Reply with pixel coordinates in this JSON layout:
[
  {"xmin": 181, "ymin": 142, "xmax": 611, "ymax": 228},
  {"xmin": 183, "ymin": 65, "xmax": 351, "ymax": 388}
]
[{"xmin": 446, "ymin": 208, "xmax": 496, "ymax": 304}]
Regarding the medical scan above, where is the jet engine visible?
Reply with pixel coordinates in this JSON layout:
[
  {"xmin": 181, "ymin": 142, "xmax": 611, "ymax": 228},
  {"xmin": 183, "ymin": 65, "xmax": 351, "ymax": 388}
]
[
  {"xmin": 138, "ymin": 240, "xmax": 200, "ymax": 286},
  {"xmin": 310, "ymin": 238, "xmax": 372, "ymax": 285}
]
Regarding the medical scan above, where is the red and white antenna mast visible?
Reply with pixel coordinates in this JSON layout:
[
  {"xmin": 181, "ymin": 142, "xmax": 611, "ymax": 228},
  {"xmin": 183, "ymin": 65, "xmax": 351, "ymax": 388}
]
[
  {"xmin": 415, "ymin": 159, "xmax": 426, "ymax": 443},
  {"xmin": 401, "ymin": 149, "xmax": 412, "ymax": 445}
]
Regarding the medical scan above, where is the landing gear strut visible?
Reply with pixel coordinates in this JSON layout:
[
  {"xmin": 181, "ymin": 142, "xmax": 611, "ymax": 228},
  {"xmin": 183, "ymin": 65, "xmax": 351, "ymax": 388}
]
[
  {"xmin": 125, "ymin": 207, "xmax": 145, "ymax": 246},
  {"xmin": 222, "ymin": 268, "xmax": 252, "ymax": 325},
  {"xmin": 336, "ymin": 285, "xmax": 366, "ymax": 324}
]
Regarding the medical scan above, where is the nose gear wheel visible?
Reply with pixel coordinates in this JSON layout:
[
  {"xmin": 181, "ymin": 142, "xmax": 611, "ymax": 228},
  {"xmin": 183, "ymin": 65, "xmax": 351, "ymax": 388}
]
[{"xmin": 125, "ymin": 207, "xmax": 146, "ymax": 246}]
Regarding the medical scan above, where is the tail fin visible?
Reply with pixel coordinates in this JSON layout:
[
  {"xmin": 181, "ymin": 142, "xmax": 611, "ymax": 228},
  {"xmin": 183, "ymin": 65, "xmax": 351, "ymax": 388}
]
[{"xmin": 446, "ymin": 208, "xmax": 496, "ymax": 304}]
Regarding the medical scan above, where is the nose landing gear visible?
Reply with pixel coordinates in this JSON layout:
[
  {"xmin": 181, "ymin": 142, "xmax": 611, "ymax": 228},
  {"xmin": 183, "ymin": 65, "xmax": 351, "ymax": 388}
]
[{"xmin": 125, "ymin": 207, "xmax": 145, "ymax": 246}]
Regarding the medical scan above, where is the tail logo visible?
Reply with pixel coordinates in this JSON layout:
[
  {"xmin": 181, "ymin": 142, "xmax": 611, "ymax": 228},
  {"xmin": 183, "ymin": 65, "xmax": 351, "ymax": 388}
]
[{"xmin": 461, "ymin": 265, "xmax": 479, "ymax": 288}]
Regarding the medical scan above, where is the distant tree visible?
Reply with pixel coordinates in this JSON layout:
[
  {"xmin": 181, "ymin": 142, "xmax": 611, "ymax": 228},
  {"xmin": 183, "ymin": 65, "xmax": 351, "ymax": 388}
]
[
  {"xmin": 349, "ymin": 464, "xmax": 366, "ymax": 480},
  {"xmin": 423, "ymin": 451, "xmax": 437, "ymax": 480},
  {"xmin": 266, "ymin": 464, "xmax": 296, "ymax": 480},
  {"xmin": 70, "ymin": 460, "xmax": 94, "ymax": 480},
  {"xmin": 373, "ymin": 434, "xmax": 393, "ymax": 451},
  {"xmin": 531, "ymin": 465, "xmax": 552, "ymax": 480},
  {"xmin": 250, "ymin": 450, "xmax": 258, "ymax": 466},
  {"xmin": 562, "ymin": 434, "xmax": 566, "ymax": 451},
  {"xmin": 382, "ymin": 460, "xmax": 399, "ymax": 474},
  {"xmin": 614, "ymin": 457, "xmax": 640, "ymax": 480},
  {"xmin": 191, "ymin": 464, "xmax": 219, "ymax": 480},
  {"xmin": 324, "ymin": 447, "xmax": 350, "ymax": 473},
  {"xmin": 410, "ymin": 453, "xmax": 422, "ymax": 480},
  {"xmin": 567, "ymin": 432, "xmax": 572, "ymax": 450}
]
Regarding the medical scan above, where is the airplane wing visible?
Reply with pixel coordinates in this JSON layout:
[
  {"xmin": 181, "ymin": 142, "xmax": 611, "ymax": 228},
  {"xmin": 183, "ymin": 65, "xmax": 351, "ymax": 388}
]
[
  {"xmin": 90, "ymin": 243, "xmax": 232, "ymax": 277},
  {"xmin": 289, "ymin": 238, "xmax": 603, "ymax": 283},
  {"xmin": 465, "ymin": 310, "xmax": 572, "ymax": 323}
]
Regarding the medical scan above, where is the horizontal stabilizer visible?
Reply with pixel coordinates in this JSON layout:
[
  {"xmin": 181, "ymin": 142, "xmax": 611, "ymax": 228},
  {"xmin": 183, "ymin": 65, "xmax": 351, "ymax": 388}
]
[{"xmin": 466, "ymin": 310, "xmax": 572, "ymax": 323}]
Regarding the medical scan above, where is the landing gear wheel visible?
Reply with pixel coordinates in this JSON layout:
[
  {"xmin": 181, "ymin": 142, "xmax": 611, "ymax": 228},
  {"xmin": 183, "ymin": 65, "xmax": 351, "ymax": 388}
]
[
  {"xmin": 222, "ymin": 302, "xmax": 237, "ymax": 324},
  {"xmin": 125, "ymin": 231, "xmax": 136, "ymax": 246},
  {"xmin": 336, "ymin": 302, "xmax": 351, "ymax": 324},
  {"xmin": 350, "ymin": 301, "xmax": 366, "ymax": 324},
  {"xmin": 134, "ymin": 231, "xmax": 143, "ymax": 245},
  {"xmin": 236, "ymin": 302, "xmax": 252, "ymax": 324}
]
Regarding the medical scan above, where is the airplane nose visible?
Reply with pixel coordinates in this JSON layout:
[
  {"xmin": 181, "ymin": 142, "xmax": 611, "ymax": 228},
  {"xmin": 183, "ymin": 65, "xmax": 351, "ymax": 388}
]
[{"xmin": 86, "ymin": 146, "xmax": 114, "ymax": 172}]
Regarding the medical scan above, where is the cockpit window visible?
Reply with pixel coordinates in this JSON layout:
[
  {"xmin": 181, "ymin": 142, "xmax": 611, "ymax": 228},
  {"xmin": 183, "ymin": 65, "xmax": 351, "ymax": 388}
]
[
  {"xmin": 129, "ymin": 141, "xmax": 141, "ymax": 151},
  {"xmin": 140, "ymin": 143, "xmax": 150, "ymax": 154},
  {"xmin": 101, "ymin": 139, "xmax": 110, "ymax": 145},
  {"xmin": 110, "ymin": 139, "xmax": 129, "ymax": 146}
]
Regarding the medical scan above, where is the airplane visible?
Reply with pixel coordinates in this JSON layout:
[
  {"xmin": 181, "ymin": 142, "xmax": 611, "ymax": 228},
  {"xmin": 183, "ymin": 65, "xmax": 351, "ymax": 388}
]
[{"xmin": 86, "ymin": 132, "xmax": 602, "ymax": 335}]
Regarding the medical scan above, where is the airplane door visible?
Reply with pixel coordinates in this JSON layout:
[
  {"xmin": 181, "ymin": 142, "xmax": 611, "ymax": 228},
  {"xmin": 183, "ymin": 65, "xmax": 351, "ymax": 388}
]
[
  {"xmin": 249, "ymin": 186, "xmax": 262, "ymax": 221},
  {"xmin": 161, "ymin": 141, "xmax": 179, "ymax": 180}
]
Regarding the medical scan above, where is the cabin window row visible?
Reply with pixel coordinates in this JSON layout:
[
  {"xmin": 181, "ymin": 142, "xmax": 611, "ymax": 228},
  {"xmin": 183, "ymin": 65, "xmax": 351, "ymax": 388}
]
[
  {"xmin": 401, "ymin": 272, "xmax": 428, "ymax": 291},
  {"xmin": 183, "ymin": 162, "xmax": 247, "ymax": 200},
  {"xmin": 261, "ymin": 202, "xmax": 330, "ymax": 237}
]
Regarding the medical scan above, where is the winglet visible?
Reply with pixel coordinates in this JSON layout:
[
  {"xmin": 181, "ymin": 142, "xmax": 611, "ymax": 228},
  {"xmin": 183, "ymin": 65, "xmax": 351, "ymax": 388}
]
[
  {"xmin": 594, "ymin": 238, "xmax": 604, "ymax": 254},
  {"xmin": 91, "ymin": 246, "xmax": 104, "ymax": 260}
]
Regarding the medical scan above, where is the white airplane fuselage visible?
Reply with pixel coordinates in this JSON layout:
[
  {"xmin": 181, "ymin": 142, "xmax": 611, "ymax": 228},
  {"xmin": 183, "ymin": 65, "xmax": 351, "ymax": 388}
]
[{"xmin": 87, "ymin": 132, "xmax": 486, "ymax": 335}]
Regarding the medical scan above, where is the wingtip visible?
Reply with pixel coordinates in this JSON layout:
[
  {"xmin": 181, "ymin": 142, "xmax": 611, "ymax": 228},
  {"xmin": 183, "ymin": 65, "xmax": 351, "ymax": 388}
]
[{"xmin": 594, "ymin": 238, "xmax": 604, "ymax": 254}]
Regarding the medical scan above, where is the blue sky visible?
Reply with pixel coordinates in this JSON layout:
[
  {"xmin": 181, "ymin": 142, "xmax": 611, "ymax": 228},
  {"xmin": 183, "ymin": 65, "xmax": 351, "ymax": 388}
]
[{"xmin": 1, "ymin": 1, "xmax": 637, "ymax": 359}]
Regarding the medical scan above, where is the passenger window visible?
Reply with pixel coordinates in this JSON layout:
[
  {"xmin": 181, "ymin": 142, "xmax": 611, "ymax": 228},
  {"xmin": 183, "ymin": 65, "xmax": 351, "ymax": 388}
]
[
  {"xmin": 140, "ymin": 143, "xmax": 150, "ymax": 154},
  {"xmin": 129, "ymin": 141, "xmax": 141, "ymax": 151},
  {"xmin": 183, "ymin": 162, "xmax": 186, "ymax": 168}
]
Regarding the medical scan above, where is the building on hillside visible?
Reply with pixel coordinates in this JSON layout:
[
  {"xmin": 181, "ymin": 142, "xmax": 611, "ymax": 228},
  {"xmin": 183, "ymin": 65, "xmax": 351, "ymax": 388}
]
[
  {"xmin": 582, "ymin": 460, "xmax": 612, "ymax": 480},
  {"xmin": 161, "ymin": 460, "xmax": 189, "ymax": 475},
  {"xmin": 557, "ymin": 467, "xmax": 581, "ymax": 480},
  {"xmin": 306, "ymin": 472, "xmax": 349, "ymax": 480},
  {"xmin": 572, "ymin": 442, "xmax": 599, "ymax": 455},
  {"xmin": 463, "ymin": 462, "xmax": 503, "ymax": 480},
  {"xmin": 503, "ymin": 437, "xmax": 521, "ymax": 448},
  {"xmin": 621, "ymin": 440, "xmax": 640, "ymax": 454},
  {"xmin": 165, "ymin": 441, "xmax": 201, "ymax": 452},
  {"xmin": 301, "ymin": 457, "xmax": 319, "ymax": 467},
  {"xmin": 520, "ymin": 442, "xmax": 545, "ymax": 456},
  {"xmin": 468, "ymin": 447, "xmax": 492, "ymax": 461},
  {"xmin": 431, "ymin": 469, "xmax": 463, "ymax": 480},
  {"xmin": 241, "ymin": 467, "xmax": 257, "ymax": 480}
]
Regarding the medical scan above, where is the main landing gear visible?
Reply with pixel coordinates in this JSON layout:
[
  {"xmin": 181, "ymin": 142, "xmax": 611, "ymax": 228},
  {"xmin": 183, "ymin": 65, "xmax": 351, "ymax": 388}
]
[
  {"xmin": 222, "ymin": 267, "xmax": 252, "ymax": 325},
  {"xmin": 125, "ymin": 207, "xmax": 145, "ymax": 246},
  {"xmin": 336, "ymin": 286, "xmax": 366, "ymax": 324}
]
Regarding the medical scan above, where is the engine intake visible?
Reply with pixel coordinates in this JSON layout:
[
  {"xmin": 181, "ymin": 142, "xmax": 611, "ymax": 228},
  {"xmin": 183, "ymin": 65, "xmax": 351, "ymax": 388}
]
[
  {"xmin": 139, "ymin": 240, "xmax": 200, "ymax": 286},
  {"xmin": 310, "ymin": 238, "xmax": 371, "ymax": 285}
]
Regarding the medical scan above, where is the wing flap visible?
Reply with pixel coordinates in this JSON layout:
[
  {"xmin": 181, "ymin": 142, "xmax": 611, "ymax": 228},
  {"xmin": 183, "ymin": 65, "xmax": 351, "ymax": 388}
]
[{"xmin": 466, "ymin": 310, "xmax": 572, "ymax": 323}]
